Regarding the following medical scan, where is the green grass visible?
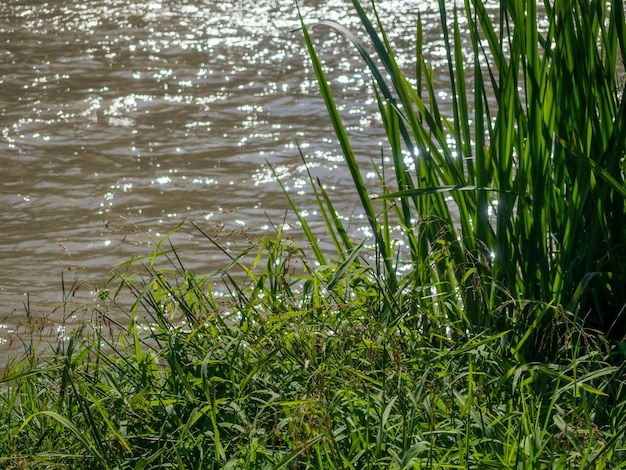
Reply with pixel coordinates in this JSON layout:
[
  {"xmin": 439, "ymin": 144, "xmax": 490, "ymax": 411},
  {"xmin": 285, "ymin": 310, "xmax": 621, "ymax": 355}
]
[
  {"xmin": 1, "ymin": 234, "xmax": 625, "ymax": 468},
  {"xmin": 1, "ymin": 0, "xmax": 626, "ymax": 467}
]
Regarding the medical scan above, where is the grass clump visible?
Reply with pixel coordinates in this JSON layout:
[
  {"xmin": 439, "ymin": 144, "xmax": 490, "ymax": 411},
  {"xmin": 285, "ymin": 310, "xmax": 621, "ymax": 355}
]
[
  {"xmin": 2, "ymin": 0, "xmax": 626, "ymax": 467},
  {"xmin": 298, "ymin": 0, "xmax": 626, "ymax": 344},
  {"xmin": 1, "ymin": 232, "xmax": 625, "ymax": 468}
]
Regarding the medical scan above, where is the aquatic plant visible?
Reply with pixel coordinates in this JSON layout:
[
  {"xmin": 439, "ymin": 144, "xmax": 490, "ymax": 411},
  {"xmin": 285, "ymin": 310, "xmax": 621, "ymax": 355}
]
[{"xmin": 297, "ymin": 0, "xmax": 626, "ymax": 347}]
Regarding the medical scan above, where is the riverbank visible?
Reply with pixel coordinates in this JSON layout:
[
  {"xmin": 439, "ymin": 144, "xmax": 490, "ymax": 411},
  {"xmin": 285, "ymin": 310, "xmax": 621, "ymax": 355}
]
[
  {"xmin": 1, "ymin": 231, "xmax": 623, "ymax": 468},
  {"xmin": 2, "ymin": 0, "xmax": 626, "ymax": 467}
]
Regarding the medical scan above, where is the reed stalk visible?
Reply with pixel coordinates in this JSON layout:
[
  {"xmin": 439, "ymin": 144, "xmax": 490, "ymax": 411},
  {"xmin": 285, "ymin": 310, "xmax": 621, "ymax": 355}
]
[{"xmin": 297, "ymin": 0, "xmax": 626, "ymax": 345}]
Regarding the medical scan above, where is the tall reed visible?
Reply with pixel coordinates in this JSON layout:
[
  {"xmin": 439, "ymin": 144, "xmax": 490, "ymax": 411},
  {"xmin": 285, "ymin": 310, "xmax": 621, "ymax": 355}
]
[{"xmin": 297, "ymin": 0, "xmax": 626, "ymax": 344}]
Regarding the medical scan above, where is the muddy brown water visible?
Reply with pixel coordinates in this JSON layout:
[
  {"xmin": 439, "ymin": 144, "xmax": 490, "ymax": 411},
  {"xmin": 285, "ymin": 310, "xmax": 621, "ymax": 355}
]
[{"xmin": 0, "ymin": 0, "xmax": 478, "ymax": 354}]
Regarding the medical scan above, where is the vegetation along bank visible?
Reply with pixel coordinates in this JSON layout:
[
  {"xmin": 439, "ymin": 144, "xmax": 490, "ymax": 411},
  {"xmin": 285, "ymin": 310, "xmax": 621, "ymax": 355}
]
[{"xmin": 2, "ymin": 0, "xmax": 626, "ymax": 467}]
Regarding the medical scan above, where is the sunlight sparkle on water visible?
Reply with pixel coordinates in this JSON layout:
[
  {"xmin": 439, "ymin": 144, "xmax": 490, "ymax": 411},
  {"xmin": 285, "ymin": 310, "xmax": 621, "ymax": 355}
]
[
  {"xmin": 0, "ymin": 0, "xmax": 472, "ymax": 321},
  {"xmin": 153, "ymin": 176, "xmax": 172, "ymax": 185}
]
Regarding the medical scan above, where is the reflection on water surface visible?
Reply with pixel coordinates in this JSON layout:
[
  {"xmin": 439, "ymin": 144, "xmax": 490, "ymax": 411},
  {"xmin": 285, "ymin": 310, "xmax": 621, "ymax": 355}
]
[{"xmin": 0, "ymin": 0, "xmax": 466, "ymax": 350}]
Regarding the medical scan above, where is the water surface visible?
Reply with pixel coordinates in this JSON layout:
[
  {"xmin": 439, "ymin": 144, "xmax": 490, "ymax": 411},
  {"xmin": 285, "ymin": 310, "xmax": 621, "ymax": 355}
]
[{"xmin": 1, "ymin": 0, "xmax": 461, "ymax": 349}]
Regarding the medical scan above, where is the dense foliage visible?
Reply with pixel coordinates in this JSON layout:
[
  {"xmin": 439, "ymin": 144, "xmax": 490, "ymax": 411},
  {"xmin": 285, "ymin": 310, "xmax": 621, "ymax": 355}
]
[
  {"xmin": 1, "ymin": 247, "xmax": 624, "ymax": 468},
  {"xmin": 300, "ymin": 0, "xmax": 626, "ymax": 343}
]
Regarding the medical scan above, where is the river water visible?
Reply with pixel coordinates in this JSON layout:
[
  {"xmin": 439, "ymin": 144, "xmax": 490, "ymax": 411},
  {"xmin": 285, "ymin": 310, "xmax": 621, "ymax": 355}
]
[{"xmin": 0, "ymin": 0, "xmax": 465, "ymax": 351}]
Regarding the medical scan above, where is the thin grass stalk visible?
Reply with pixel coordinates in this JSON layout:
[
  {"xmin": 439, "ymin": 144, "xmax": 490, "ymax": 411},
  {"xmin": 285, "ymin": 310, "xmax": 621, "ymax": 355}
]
[
  {"xmin": 269, "ymin": 160, "xmax": 328, "ymax": 267},
  {"xmin": 298, "ymin": 5, "xmax": 397, "ymax": 290}
]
